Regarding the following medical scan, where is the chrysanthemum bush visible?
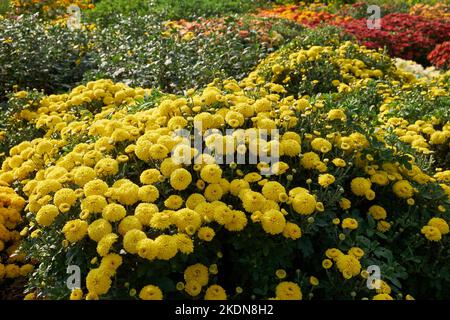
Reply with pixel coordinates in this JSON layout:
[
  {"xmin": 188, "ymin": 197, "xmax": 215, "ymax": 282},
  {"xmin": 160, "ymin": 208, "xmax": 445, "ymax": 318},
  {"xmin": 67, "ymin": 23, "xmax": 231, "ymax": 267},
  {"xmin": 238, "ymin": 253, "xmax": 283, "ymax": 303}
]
[
  {"xmin": 251, "ymin": 38, "xmax": 396, "ymax": 98},
  {"xmin": 1, "ymin": 40, "xmax": 450, "ymax": 300},
  {"xmin": 394, "ymin": 58, "xmax": 441, "ymax": 80},
  {"xmin": 257, "ymin": 4, "xmax": 345, "ymax": 28},
  {"xmin": 84, "ymin": 0, "xmax": 268, "ymax": 26},
  {"xmin": 165, "ymin": 15, "xmax": 302, "ymax": 48},
  {"xmin": 254, "ymin": 36, "xmax": 450, "ymax": 170},
  {"xmin": 336, "ymin": 13, "xmax": 450, "ymax": 65},
  {"xmin": 380, "ymin": 73, "xmax": 450, "ymax": 169},
  {"xmin": 0, "ymin": 90, "xmax": 46, "ymax": 162},
  {"xmin": 428, "ymin": 41, "xmax": 450, "ymax": 70}
]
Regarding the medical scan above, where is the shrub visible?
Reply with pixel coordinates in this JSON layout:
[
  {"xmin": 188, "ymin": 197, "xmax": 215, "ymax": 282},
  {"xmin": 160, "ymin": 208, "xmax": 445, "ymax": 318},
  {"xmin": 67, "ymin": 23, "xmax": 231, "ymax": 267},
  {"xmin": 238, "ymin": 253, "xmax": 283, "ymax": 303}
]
[
  {"xmin": 334, "ymin": 1, "xmax": 410, "ymax": 19},
  {"xmin": 0, "ymin": 185, "xmax": 31, "ymax": 299},
  {"xmin": 251, "ymin": 40, "xmax": 396, "ymax": 97},
  {"xmin": 83, "ymin": 15, "xmax": 303, "ymax": 94},
  {"xmin": 1, "ymin": 0, "xmax": 450, "ymax": 301},
  {"xmin": 257, "ymin": 4, "xmax": 450, "ymax": 65},
  {"xmin": 383, "ymin": 76, "xmax": 450, "ymax": 169},
  {"xmin": 409, "ymin": 3, "xmax": 450, "ymax": 21},
  {"xmin": 0, "ymin": 15, "xmax": 92, "ymax": 101}
]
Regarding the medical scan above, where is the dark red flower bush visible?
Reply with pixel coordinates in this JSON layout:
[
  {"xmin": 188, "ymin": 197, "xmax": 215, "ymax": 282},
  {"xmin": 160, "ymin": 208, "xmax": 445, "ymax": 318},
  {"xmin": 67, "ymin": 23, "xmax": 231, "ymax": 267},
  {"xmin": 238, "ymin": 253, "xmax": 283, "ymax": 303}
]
[
  {"xmin": 256, "ymin": 6, "xmax": 450, "ymax": 65},
  {"xmin": 335, "ymin": 13, "xmax": 450, "ymax": 64},
  {"xmin": 428, "ymin": 41, "xmax": 450, "ymax": 69}
]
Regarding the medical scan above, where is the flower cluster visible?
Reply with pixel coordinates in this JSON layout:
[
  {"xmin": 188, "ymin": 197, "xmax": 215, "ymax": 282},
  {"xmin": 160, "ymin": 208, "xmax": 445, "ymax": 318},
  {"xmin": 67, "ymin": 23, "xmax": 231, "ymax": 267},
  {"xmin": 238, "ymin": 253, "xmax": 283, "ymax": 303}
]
[
  {"xmin": 257, "ymin": 3, "xmax": 350, "ymax": 28},
  {"xmin": 255, "ymin": 3, "xmax": 450, "ymax": 65},
  {"xmin": 0, "ymin": 187, "xmax": 34, "ymax": 283},
  {"xmin": 10, "ymin": 0, "xmax": 94, "ymax": 20},
  {"xmin": 324, "ymin": 247, "xmax": 362, "ymax": 280},
  {"xmin": 428, "ymin": 41, "xmax": 450, "ymax": 70},
  {"xmin": 409, "ymin": 3, "xmax": 450, "ymax": 21},
  {"xmin": 394, "ymin": 58, "xmax": 440, "ymax": 80},
  {"xmin": 377, "ymin": 72, "xmax": 450, "ymax": 168},
  {"xmin": 251, "ymin": 40, "xmax": 396, "ymax": 97},
  {"xmin": 421, "ymin": 218, "xmax": 449, "ymax": 242},
  {"xmin": 335, "ymin": 13, "xmax": 450, "ymax": 63}
]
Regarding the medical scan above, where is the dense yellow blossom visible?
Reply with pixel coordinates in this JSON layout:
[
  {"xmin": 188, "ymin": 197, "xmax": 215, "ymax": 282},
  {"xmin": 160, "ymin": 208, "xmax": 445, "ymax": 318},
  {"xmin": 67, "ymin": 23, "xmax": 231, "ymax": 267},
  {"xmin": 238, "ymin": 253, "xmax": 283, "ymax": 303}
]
[{"xmin": 0, "ymin": 37, "xmax": 449, "ymax": 300}]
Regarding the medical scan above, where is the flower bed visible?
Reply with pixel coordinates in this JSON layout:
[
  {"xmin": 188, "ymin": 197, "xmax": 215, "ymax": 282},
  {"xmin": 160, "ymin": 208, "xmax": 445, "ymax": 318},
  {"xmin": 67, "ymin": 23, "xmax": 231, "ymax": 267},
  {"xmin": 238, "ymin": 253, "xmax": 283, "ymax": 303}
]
[
  {"xmin": 0, "ymin": 39, "xmax": 448, "ymax": 300},
  {"xmin": 257, "ymin": 3, "xmax": 351, "ymax": 28},
  {"xmin": 0, "ymin": 0, "xmax": 449, "ymax": 301},
  {"xmin": 336, "ymin": 13, "xmax": 450, "ymax": 65},
  {"xmin": 409, "ymin": 3, "xmax": 450, "ymax": 21},
  {"xmin": 256, "ymin": 3, "xmax": 450, "ymax": 67}
]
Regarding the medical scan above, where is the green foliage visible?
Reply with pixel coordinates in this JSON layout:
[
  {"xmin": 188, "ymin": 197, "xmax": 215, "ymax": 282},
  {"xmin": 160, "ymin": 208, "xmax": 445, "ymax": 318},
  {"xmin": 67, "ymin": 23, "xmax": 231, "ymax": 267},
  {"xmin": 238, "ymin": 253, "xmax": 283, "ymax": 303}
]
[
  {"xmin": 387, "ymin": 87, "xmax": 450, "ymax": 124},
  {"xmin": 83, "ymin": 15, "xmax": 303, "ymax": 94},
  {"xmin": 0, "ymin": 12, "xmax": 303, "ymax": 100},
  {"xmin": 285, "ymin": 25, "xmax": 354, "ymax": 51},
  {"xmin": 86, "ymin": 0, "xmax": 269, "ymax": 25},
  {"xmin": 0, "ymin": 15, "xmax": 92, "ymax": 101}
]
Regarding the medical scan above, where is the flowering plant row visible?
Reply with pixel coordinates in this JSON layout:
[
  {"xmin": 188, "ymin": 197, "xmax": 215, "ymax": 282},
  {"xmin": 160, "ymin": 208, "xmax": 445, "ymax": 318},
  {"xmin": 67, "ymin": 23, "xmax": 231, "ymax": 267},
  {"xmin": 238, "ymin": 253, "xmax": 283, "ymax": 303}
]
[
  {"xmin": 256, "ymin": 3, "xmax": 450, "ymax": 68},
  {"xmin": 336, "ymin": 13, "xmax": 450, "ymax": 65},
  {"xmin": 163, "ymin": 16, "xmax": 300, "ymax": 48},
  {"xmin": 258, "ymin": 3, "xmax": 351, "ymax": 28},
  {"xmin": 0, "ymin": 14, "xmax": 305, "ymax": 102}
]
